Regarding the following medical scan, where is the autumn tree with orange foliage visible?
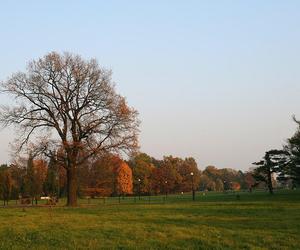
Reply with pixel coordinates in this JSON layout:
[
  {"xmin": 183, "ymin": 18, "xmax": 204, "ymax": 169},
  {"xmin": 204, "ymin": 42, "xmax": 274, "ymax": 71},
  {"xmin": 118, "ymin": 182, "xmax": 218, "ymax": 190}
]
[
  {"xmin": 230, "ymin": 182, "xmax": 241, "ymax": 191},
  {"xmin": 115, "ymin": 161, "xmax": 133, "ymax": 195},
  {"xmin": 79, "ymin": 154, "xmax": 133, "ymax": 197},
  {"xmin": 81, "ymin": 154, "xmax": 116, "ymax": 197},
  {"xmin": 177, "ymin": 157, "xmax": 201, "ymax": 192},
  {"xmin": 150, "ymin": 168, "xmax": 164, "ymax": 195},
  {"xmin": 151, "ymin": 156, "xmax": 201, "ymax": 194}
]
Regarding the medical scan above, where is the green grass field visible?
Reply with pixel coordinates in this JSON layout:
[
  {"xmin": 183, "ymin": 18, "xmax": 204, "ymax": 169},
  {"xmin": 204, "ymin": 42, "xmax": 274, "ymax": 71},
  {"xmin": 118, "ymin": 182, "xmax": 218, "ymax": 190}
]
[{"xmin": 0, "ymin": 190, "xmax": 299, "ymax": 249}]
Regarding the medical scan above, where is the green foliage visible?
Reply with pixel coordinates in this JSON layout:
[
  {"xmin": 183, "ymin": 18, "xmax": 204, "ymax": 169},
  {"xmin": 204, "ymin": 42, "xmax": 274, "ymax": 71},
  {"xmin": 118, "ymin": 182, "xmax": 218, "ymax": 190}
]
[
  {"xmin": 253, "ymin": 150, "xmax": 290, "ymax": 194},
  {"xmin": 283, "ymin": 118, "xmax": 300, "ymax": 186}
]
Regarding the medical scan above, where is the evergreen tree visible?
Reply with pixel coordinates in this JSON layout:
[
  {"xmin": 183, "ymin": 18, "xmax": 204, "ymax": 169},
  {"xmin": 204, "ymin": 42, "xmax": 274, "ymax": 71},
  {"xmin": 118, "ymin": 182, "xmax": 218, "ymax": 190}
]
[
  {"xmin": 44, "ymin": 156, "xmax": 59, "ymax": 197},
  {"xmin": 24, "ymin": 154, "xmax": 35, "ymax": 203},
  {"xmin": 0, "ymin": 165, "xmax": 12, "ymax": 205},
  {"xmin": 253, "ymin": 149, "xmax": 289, "ymax": 194},
  {"xmin": 283, "ymin": 117, "xmax": 300, "ymax": 186}
]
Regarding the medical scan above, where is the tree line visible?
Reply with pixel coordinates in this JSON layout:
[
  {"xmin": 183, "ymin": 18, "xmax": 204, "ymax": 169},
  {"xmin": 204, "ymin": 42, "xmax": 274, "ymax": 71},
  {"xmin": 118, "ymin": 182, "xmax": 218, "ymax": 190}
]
[
  {"xmin": 0, "ymin": 151, "xmax": 256, "ymax": 204},
  {"xmin": 1, "ymin": 125, "xmax": 299, "ymax": 204}
]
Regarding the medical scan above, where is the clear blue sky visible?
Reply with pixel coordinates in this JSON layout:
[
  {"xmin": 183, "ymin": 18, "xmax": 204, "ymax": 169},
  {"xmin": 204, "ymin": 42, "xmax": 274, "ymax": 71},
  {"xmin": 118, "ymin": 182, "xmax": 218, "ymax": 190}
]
[{"xmin": 0, "ymin": 1, "xmax": 300, "ymax": 170}]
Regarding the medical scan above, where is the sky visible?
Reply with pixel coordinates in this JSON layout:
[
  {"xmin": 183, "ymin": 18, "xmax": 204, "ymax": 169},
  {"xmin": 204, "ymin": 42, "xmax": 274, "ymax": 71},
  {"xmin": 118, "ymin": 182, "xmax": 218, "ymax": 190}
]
[{"xmin": 0, "ymin": 1, "xmax": 300, "ymax": 170}]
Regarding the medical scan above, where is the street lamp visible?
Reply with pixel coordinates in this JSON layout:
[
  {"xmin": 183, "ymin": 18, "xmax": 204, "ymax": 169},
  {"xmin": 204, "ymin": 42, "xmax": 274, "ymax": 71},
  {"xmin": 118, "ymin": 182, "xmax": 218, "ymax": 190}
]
[
  {"xmin": 165, "ymin": 180, "xmax": 168, "ymax": 199},
  {"xmin": 190, "ymin": 172, "xmax": 195, "ymax": 201},
  {"xmin": 138, "ymin": 178, "xmax": 141, "ymax": 200}
]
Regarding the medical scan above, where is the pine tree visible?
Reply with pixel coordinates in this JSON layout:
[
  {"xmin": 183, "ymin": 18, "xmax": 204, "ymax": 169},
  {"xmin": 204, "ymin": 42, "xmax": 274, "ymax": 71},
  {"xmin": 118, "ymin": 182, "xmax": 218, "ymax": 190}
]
[
  {"xmin": 44, "ymin": 156, "xmax": 59, "ymax": 197},
  {"xmin": 284, "ymin": 117, "xmax": 300, "ymax": 186},
  {"xmin": 24, "ymin": 153, "xmax": 35, "ymax": 204},
  {"xmin": 253, "ymin": 150, "xmax": 289, "ymax": 194}
]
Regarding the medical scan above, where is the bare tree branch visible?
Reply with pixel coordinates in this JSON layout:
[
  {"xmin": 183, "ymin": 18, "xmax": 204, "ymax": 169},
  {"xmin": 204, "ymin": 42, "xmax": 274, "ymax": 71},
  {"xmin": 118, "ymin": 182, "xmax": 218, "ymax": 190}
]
[{"xmin": 0, "ymin": 52, "xmax": 140, "ymax": 206}]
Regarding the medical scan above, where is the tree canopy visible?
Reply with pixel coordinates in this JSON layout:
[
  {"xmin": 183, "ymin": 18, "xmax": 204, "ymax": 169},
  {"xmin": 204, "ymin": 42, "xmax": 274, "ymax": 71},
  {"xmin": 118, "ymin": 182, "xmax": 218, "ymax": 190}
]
[{"xmin": 0, "ymin": 52, "xmax": 139, "ymax": 206}]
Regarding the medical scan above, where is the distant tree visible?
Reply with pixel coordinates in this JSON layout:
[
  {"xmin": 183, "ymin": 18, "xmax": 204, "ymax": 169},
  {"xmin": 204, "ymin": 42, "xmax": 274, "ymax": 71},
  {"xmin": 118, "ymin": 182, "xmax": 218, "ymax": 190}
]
[
  {"xmin": 129, "ymin": 154, "xmax": 202, "ymax": 194},
  {"xmin": 115, "ymin": 161, "xmax": 133, "ymax": 195},
  {"xmin": 0, "ymin": 52, "xmax": 139, "ymax": 206},
  {"xmin": 177, "ymin": 157, "xmax": 201, "ymax": 192},
  {"xmin": 236, "ymin": 170, "xmax": 247, "ymax": 190},
  {"xmin": 219, "ymin": 168, "xmax": 243, "ymax": 187},
  {"xmin": 203, "ymin": 166, "xmax": 220, "ymax": 179},
  {"xmin": 0, "ymin": 165, "xmax": 13, "ymax": 205},
  {"xmin": 215, "ymin": 179, "xmax": 224, "ymax": 191},
  {"xmin": 206, "ymin": 180, "xmax": 216, "ymax": 191},
  {"xmin": 87, "ymin": 154, "xmax": 116, "ymax": 196},
  {"xmin": 202, "ymin": 166, "xmax": 224, "ymax": 191},
  {"xmin": 199, "ymin": 174, "xmax": 210, "ymax": 191},
  {"xmin": 230, "ymin": 182, "xmax": 241, "ymax": 191},
  {"xmin": 44, "ymin": 156, "xmax": 59, "ymax": 196},
  {"xmin": 158, "ymin": 156, "xmax": 183, "ymax": 193},
  {"xmin": 24, "ymin": 154, "xmax": 47, "ymax": 204},
  {"xmin": 8, "ymin": 161, "xmax": 26, "ymax": 199},
  {"xmin": 253, "ymin": 149, "xmax": 289, "ymax": 194},
  {"xmin": 150, "ymin": 167, "xmax": 164, "ymax": 195},
  {"xmin": 24, "ymin": 154, "xmax": 35, "ymax": 203},
  {"xmin": 244, "ymin": 171, "xmax": 256, "ymax": 192},
  {"xmin": 202, "ymin": 166, "xmax": 253, "ymax": 192},
  {"xmin": 128, "ymin": 153, "xmax": 155, "ymax": 194},
  {"xmin": 79, "ymin": 154, "xmax": 132, "ymax": 197},
  {"xmin": 33, "ymin": 159, "xmax": 47, "ymax": 196}
]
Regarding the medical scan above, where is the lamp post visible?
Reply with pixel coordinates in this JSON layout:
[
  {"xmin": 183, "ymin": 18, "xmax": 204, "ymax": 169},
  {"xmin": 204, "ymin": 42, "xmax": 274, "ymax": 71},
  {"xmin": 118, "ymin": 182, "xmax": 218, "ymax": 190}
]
[
  {"xmin": 190, "ymin": 172, "xmax": 195, "ymax": 201},
  {"xmin": 138, "ymin": 178, "xmax": 141, "ymax": 200},
  {"xmin": 165, "ymin": 180, "xmax": 168, "ymax": 199}
]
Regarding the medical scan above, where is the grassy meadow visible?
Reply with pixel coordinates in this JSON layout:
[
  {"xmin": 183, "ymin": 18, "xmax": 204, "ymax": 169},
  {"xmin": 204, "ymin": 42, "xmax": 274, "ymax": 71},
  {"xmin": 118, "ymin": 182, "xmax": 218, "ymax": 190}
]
[{"xmin": 0, "ymin": 190, "xmax": 299, "ymax": 249}]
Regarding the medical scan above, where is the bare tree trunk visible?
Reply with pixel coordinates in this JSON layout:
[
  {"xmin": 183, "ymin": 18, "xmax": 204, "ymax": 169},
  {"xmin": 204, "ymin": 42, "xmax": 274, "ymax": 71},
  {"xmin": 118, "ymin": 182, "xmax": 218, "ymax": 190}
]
[{"xmin": 67, "ymin": 166, "xmax": 78, "ymax": 206}]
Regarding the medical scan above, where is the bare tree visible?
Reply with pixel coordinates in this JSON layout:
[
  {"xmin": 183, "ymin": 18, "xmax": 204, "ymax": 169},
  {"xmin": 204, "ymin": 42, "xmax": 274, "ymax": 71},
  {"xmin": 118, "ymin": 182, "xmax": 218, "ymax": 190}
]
[{"xmin": 0, "ymin": 52, "xmax": 139, "ymax": 206}]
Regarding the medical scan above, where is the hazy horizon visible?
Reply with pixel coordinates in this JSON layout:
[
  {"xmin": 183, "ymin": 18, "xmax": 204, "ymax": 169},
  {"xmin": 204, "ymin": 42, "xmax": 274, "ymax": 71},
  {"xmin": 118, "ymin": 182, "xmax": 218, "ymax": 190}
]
[{"xmin": 1, "ymin": 1, "xmax": 300, "ymax": 171}]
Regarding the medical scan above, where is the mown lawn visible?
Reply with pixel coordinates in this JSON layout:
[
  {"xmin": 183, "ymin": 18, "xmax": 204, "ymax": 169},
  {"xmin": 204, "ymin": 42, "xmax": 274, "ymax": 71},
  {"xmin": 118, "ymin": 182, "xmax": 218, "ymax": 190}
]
[{"xmin": 0, "ymin": 190, "xmax": 299, "ymax": 249}]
